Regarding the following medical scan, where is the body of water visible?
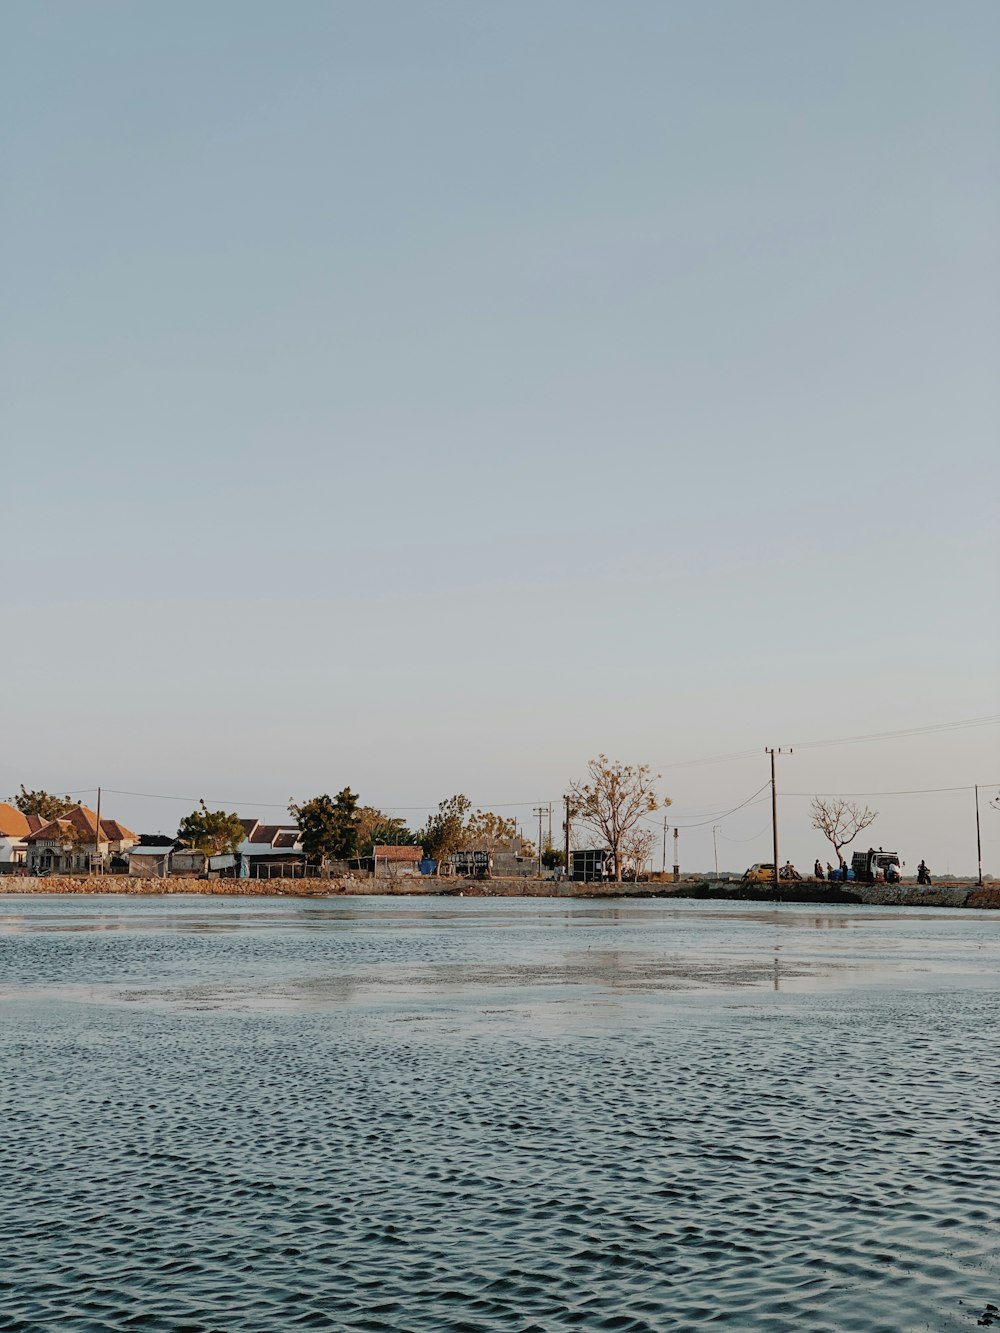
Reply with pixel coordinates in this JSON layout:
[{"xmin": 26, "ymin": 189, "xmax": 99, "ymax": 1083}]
[{"xmin": 1, "ymin": 894, "xmax": 998, "ymax": 1331}]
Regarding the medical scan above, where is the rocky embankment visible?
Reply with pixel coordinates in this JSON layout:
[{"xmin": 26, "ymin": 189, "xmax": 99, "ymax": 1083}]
[{"xmin": 1, "ymin": 875, "xmax": 997, "ymax": 908}]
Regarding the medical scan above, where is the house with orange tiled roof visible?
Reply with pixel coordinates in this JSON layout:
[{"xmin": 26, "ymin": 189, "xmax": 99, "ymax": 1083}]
[
  {"xmin": 24, "ymin": 805, "xmax": 137, "ymax": 874},
  {"xmin": 0, "ymin": 803, "xmax": 32, "ymax": 868}
]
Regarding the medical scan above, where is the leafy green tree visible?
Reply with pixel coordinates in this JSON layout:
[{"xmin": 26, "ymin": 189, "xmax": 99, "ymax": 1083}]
[
  {"xmin": 290, "ymin": 788, "xmax": 361, "ymax": 864},
  {"xmin": 11, "ymin": 787, "xmax": 75, "ymax": 820},
  {"xmin": 177, "ymin": 801, "xmax": 246, "ymax": 856},
  {"xmin": 418, "ymin": 794, "xmax": 472, "ymax": 863},
  {"xmin": 355, "ymin": 806, "xmax": 416, "ymax": 858},
  {"xmin": 542, "ymin": 847, "xmax": 565, "ymax": 869}
]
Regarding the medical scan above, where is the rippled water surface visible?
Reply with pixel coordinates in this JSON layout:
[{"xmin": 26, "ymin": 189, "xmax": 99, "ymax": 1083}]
[{"xmin": 2, "ymin": 894, "xmax": 999, "ymax": 1332}]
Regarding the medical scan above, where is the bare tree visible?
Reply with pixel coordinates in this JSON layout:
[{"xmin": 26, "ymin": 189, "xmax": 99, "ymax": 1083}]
[
  {"xmin": 568, "ymin": 755, "xmax": 668, "ymax": 882},
  {"xmin": 809, "ymin": 797, "xmax": 878, "ymax": 868},
  {"xmin": 621, "ymin": 826, "xmax": 656, "ymax": 880},
  {"xmin": 463, "ymin": 810, "xmax": 519, "ymax": 855}
]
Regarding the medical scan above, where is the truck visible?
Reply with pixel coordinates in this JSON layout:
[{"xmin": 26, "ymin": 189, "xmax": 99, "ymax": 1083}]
[{"xmin": 850, "ymin": 848, "xmax": 902, "ymax": 883}]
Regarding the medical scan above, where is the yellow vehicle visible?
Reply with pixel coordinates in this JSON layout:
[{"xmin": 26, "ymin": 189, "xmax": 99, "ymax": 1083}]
[{"xmin": 743, "ymin": 862, "xmax": 775, "ymax": 882}]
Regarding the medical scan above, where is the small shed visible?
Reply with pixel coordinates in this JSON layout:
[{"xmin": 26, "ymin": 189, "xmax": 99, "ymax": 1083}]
[
  {"xmin": 239, "ymin": 847, "xmax": 306, "ymax": 879},
  {"xmin": 128, "ymin": 845, "xmax": 175, "ymax": 878},
  {"xmin": 571, "ymin": 849, "xmax": 613, "ymax": 883},
  {"xmin": 373, "ymin": 845, "xmax": 423, "ymax": 878}
]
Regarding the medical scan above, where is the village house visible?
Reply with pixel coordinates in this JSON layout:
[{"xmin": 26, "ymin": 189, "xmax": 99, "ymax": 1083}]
[
  {"xmin": 372, "ymin": 844, "xmax": 424, "ymax": 878},
  {"xmin": 0, "ymin": 803, "xmax": 33, "ymax": 870},
  {"xmin": 127, "ymin": 837, "xmax": 183, "ymax": 878},
  {"xmin": 237, "ymin": 821, "xmax": 306, "ymax": 879},
  {"xmin": 24, "ymin": 805, "xmax": 137, "ymax": 874}
]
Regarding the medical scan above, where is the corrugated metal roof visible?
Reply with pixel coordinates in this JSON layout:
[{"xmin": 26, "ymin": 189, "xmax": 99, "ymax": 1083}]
[
  {"xmin": 239, "ymin": 846, "xmax": 303, "ymax": 858},
  {"xmin": 128, "ymin": 846, "xmax": 174, "ymax": 857}
]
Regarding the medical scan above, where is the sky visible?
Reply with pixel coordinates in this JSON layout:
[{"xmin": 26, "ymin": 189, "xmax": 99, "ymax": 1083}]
[{"xmin": 3, "ymin": 0, "xmax": 998, "ymax": 873}]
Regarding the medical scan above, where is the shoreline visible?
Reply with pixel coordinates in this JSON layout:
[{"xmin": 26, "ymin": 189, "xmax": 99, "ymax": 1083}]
[{"xmin": 1, "ymin": 874, "xmax": 997, "ymax": 910}]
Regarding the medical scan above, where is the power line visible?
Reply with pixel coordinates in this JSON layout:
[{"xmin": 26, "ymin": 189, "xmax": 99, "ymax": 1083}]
[
  {"xmin": 640, "ymin": 783, "xmax": 771, "ymax": 831},
  {"xmin": 790, "ymin": 713, "xmax": 1000, "ymax": 751},
  {"xmin": 25, "ymin": 708, "xmax": 999, "ymax": 821},
  {"xmin": 97, "ymin": 788, "xmax": 558, "ymax": 813},
  {"xmin": 719, "ymin": 821, "xmax": 774, "ymax": 844},
  {"xmin": 650, "ymin": 712, "xmax": 1000, "ymax": 771},
  {"xmin": 785, "ymin": 782, "xmax": 1000, "ymax": 797}
]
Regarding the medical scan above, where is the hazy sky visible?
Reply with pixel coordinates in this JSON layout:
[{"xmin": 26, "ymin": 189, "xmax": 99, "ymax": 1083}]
[{"xmin": 3, "ymin": 1, "xmax": 998, "ymax": 871}]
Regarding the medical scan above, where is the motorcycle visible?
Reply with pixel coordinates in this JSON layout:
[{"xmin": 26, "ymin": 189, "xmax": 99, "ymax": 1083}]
[{"xmin": 917, "ymin": 865, "xmax": 932, "ymax": 886}]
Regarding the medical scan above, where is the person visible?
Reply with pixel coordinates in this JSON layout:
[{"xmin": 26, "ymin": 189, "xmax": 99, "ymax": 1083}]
[
  {"xmin": 826, "ymin": 862, "xmax": 834, "ymax": 879},
  {"xmin": 886, "ymin": 861, "xmax": 900, "ymax": 883},
  {"xmin": 917, "ymin": 859, "xmax": 931, "ymax": 886}
]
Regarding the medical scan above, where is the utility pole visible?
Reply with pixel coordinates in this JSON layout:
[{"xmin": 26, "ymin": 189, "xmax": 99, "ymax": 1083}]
[
  {"xmin": 564, "ymin": 796, "xmax": 572, "ymax": 880},
  {"xmin": 712, "ymin": 825, "xmax": 721, "ymax": 878},
  {"xmin": 766, "ymin": 748, "xmax": 792, "ymax": 895},
  {"xmin": 533, "ymin": 806, "xmax": 546, "ymax": 878},
  {"xmin": 93, "ymin": 785, "xmax": 101, "ymax": 876},
  {"xmin": 662, "ymin": 816, "xmax": 668, "ymax": 875},
  {"xmin": 672, "ymin": 826, "xmax": 680, "ymax": 883},
  {"xmin": 975, "ymin": 785, "xmax": 983, "ymax": 887},
  {"xmin": 547, "ymin": 802, "xmax": 552, "ymax": 848}
]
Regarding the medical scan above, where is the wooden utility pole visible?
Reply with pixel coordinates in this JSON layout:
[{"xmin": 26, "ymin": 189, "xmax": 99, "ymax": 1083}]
[
  {"xmin": 662, "ymin": 816, "xmax": 668, "ymax": 874},
  {"xmin": 564, "ymin": 795, "xmax": 572, "ymax": 879},
  {"xmin": 766, "ymin": 749, "xmax": 792, "ymax": 895},
  {"xmin": 975, "ymin": 785, "xmax": 983, "ymax": 886},
  {"xmin": 672, "ymin": 826, "xmax": 679, "ymax": 882},
  {"xmin": 93, "ymin": 785, "xmax": 101, "ymax": 876},
  {"xmin": 533, "ymin": 806, "xmax": 546, "ymax": 877}
]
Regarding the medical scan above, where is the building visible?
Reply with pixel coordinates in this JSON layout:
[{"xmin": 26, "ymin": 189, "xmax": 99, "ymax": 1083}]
[
  {"xmin": 169, "ymin": 848, "xmax": 237, "ymax": 877},
  {"xmin": 0, "ymin": 804, "xmax": 31, "ymax": 869},
  {"xmin": 127, "ymin": 844, "xmax": 175, "ymax": 878},
  {"xmin": 571, "ymin": 848, "xmax": 613, "ymax": 883},
  {"xmin": 24, "ymin": 805, "xmax": 137, "ymax": 875},
  {"xmin": 446, "ymin": 850, "xmax": 492, "ymax": 879},
  {"xmin": 372, "ymin": 844, "xmax": 424, "ymax": 878},
  {"xmin": 237, "ymin": 822, "xmax": 306, "ymax": 878}
]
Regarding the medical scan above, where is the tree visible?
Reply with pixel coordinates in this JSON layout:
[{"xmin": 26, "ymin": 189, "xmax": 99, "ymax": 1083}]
[
  {"xmin": 463, "ymin": 809, "xmax": 519, "ymax": 855},
  {"xmin": 568, "ymin": 755, "xmax": 668, "ymax": 882},
  {"xmin": 11, "ymin": 787, "xmax": 74, "ymax": 820},
  {"xmin": 418, "ymin": 794, "xmax": 472, "ymax": 864},
  {"xmin": 177, "ymin": 801, "xmax": 246, "ymax": 856},
  {"xmin": 289, "ymin": 789, "xmax": 361, "ymax": 865},
  {"xmin": 621, "ymin": 826, "xmax": 656, "ymax": 880},
  {"xmin": 542, "ymin": 847, "xmax": 565, "ymax": 870},
  {"xmin": 355, "ymin": 806, "xmax": 416, "ymax": 859},
  {"xmin": 809, "ymin": 797, "xmax": 878, "ymax": 868}
]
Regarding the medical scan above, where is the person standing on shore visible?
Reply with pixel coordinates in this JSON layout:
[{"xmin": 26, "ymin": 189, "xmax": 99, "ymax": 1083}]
[{"xmin": 814, "ymin": 859, "xmax": 824, "ymax": 880}]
